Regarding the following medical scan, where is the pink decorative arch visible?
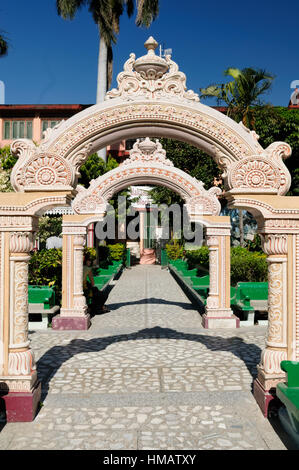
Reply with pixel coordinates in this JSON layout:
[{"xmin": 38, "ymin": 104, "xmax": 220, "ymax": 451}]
[{"xmin": 72, "ymin": 138, "xmax": 222, "ymax": 217}]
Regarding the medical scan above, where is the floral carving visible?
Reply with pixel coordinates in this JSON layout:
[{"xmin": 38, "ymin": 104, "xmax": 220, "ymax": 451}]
[
  {"xmin": 22, "ymin": 155, "xmax": 72, "ymax": 188},
  {"xmin": 229, "ymin": 157, "xmax": 281, "ymax": 193}
]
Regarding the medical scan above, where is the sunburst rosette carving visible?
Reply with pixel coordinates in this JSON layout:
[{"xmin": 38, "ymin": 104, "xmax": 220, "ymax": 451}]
[
  {"xmin": 14, "ymin": 153, "xmax": 73, "ymax": 191},
  {"xmin": 185, "ymin": 187, "xmax": 222, "ymax": 217},
  {"xmin": 228, "ymin": 156, "xmax": 282, "ymax": 194},
  {"xmin": 73, "ymin": 192, "xmax": 107, "ymax": 215}
]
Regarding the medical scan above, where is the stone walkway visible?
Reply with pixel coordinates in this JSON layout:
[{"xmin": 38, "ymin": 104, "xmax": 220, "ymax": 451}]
[{"xmin": 0, "ymin": 265, "xmax": 292, "ymax": 450}]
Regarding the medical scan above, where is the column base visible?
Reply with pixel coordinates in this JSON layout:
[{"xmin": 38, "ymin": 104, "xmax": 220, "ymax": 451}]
[
  {"xmin": 0, "ymin": 381, "xmax": 41, "ymax": 423},
  {"xmin": 253, "ymin": 378, "xmax": 277, "ymax": 418},
  {"xmin": 253, "ymin": 366, "xmax": 286, "ymax": 417},
  {"xmin": 202, "ymin": 312, "xmax": 240, "ymax": 329},
  {"xmin": 52, "ymin": 314, "xmax": 91, "ymax": 330}
]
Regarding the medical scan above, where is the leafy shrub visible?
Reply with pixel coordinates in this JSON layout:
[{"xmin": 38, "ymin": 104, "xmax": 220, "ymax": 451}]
[
  {"xmin": 107, "ymin": 243, "xmax": 126, "ymax": 261},
  {"xmin": 84, "ymin": 247, "xmax": 97, "ymax": 261},
  {"xmin": 29, "ymin": 249, "xmax": 62, "ymax": 303},
  {"xmin": 165, "ymin": 241, "xmax": 184, "ymax": 260},
  {"xmin": 97, "ymin": 245, "xmax": 111, "ymax": 268},
  {"xmin": 185, "ymin": 246, "xmax": 209, "ymax": 270},
  {"xmin": 230, "ymin": 247, "xmax": 268, "ymax": 285},
  {"xmin": 38, "ymin": 216, "xmax": 62, "ymax": 249}
]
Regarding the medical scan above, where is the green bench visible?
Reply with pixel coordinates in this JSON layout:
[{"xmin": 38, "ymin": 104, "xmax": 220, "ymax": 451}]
[
  {"xmin": 231, "ymin": 282, "xmax": 268, "ymax": 326},
  {"xmin": 277, "ymin": 361, "xmax": 299, "ymax": 446},
  {"xmin": 28, "ymin": 285, "xmax": 59, "ymax": 329},
  {"xmin": 88, "ymin": 261, "xmax": 124, "ymax": 303}
]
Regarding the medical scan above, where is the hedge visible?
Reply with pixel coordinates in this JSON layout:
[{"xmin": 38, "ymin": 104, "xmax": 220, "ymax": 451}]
[
  {"xmin": 29, "ymin": 249, "xmax": 62, "ymax": 303},
  {"xmin": 165, "ymin": 241, "xmax": 184, "ymax": 260},
  {"xmin": 185, "ymin": 245, "xmax": 268, "ymax": 285}
]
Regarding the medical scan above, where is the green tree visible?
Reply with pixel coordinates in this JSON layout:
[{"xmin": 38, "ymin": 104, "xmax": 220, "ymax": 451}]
[
  {"xmin": 253, "ymin": 106, "xmax": 299, "ymax": 195},
  {"xmin": 37, "ymin": 216, "xmax": 63, "ymax": 249},
  {"xmin": 149, "ymin": 138, "xmax": 221, "ymax": 205},
  {"xmin": 56, "ymin": 0, "xmax": 159, "ymax": 161},
  {"xmin": 79, "ymin": 153, "xmax": 119, "ymax": 188},
  {"xmin": 56, "ymin": 0, "xmax": 159, "ymax": 103},
  {"xmin": 0, "ymin": 146, "xmax": 16, "ymax": 192},
  {"xmin": 200, "ymin": 67, "xmax": 275, "ymax": 129}
]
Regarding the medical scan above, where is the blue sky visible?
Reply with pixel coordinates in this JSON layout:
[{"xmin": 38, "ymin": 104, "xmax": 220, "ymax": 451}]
[{"xmin": 0, "ymin": 0, "xmax": 297, "ymax": 106}]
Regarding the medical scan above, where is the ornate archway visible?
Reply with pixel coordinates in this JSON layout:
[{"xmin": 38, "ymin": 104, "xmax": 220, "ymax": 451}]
[
  {"xmin": 0, "ymin": 36, "xmax": 296, "ymax": 420},
  {"xmin": 55, "ymin": 138, "xmax": 233, "ymax": 331}
]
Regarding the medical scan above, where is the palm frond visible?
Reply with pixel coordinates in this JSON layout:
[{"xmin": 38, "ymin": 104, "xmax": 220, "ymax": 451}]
[
  {"xmin": 0, "ymin": 34, "xmax": 8, "ymax": 56},
  {"xmin": 136, "ymin": 0, "xmax": 159, "ymax": 27}
]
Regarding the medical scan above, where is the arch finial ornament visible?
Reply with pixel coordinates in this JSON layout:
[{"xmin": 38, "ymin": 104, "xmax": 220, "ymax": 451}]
[{"xmin": 106, "ymin": 36, "xmax": 199, "ymax": 104}]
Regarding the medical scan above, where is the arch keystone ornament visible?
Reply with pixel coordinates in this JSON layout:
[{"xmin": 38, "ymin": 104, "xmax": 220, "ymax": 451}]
[{"xmin": 0, "ymin": 36, "xmax": 297, "ymax": 421}]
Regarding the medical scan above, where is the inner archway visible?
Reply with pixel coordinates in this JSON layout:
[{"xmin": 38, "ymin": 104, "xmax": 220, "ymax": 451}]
[{"xmin": 56, "ymin": 137, "xmax": 234, "ymax": 331}]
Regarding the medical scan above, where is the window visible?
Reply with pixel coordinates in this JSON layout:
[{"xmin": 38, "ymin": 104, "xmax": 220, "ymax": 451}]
[
  {"xmin": 41, "ymin": 120, "xmax": 61, "ymax": 137},
  {"xmin": 3, "ymin": 120, "xmax": 33, "ymax": 140}
]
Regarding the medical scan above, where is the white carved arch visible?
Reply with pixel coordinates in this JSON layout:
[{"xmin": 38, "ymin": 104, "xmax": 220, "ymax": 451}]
[
  {"xmin": 10, "ymin": 37, "xmax": 291, "ymax": 197},
  {"xmin": 71, "ymin": 138, "xmax": 222, "ymax": 217}
]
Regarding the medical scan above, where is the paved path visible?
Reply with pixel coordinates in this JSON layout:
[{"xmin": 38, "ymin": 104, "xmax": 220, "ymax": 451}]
[{"xmin": 0, "ymin": 266, "xmax": 292, "ymax": 450}]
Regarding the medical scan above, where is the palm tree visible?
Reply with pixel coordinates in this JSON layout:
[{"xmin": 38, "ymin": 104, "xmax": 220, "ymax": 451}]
[
  {"xmin": 201, "ymin": 67, "xmax": 274, "ymax": 247},
  {"xmin": 136, "ymin": 0, "xmax": 159, "ymax": 27},
  {"xmin": 200, "ymin": 67, "xmax": 275, "ymax": 129},
  {"xmin": 0, "ymin": 33, "xmax": 8, "ymax": 56},
  {"xmin": 56, "ymin": 0, "xmax": 159, "ymax": 160}
]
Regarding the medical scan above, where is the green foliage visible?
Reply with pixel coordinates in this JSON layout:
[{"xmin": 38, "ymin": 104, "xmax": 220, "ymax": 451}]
[
  {"xmin": 246, "ymin": 234, "xmax": 263, "ymax": 252},
  {"xmin": 254, "ymin": 106, "xmax": 299, "ymax": 195},
  {"xmin": 165, "ymin": 240, "xmax": 184, "ymax": 260},
  {"xmin": 0, "ymin": 146, "xmax": 16, "ymax": 192},
  {"xmin": 185, "ymin": 246, "xmax": 209, "ymax": 270},
  {"xmin": 107, "ymin": 243, "xmax": 126, "ymax": 260},
  {"xmin": 173, "ymin": 245, "xmax": 267, "ymax": 285},
  {"xmin": 149, "ymin": 138, "xmax": 221, "ymax": 205},
  {"xmin": 200, "ymin": 67, "xmax": 275, "ymax": 128},
  {"xmin": 230, "ymin": 247, "xmax": 268, "ymax": 285},
  {"xmin": 0, "ymin": 33, "xmax": 8, "ymax": 56},
  {"xmin": 84, "ymin": 247, "xmax": 97, "ymax": 261},
  {"xmin": 79, "ymin": 153, "xmax": 119, "ymax": 188},
  {"xmin": 29, "ymin": 249, "xmax": 62, "ymax": 303},
  {"xmin": 37, "ymin": 216, "xmax": 62, "ymax": 249},
  {"xmin": 98, "ymin": 245, "xmax": 110, "ymax": 262},
  {"xmin": 0, "ymin": 146, "xmax": 18, "ymax": 170}
]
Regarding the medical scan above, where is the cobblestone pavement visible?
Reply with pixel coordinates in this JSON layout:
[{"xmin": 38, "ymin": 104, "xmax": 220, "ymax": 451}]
[{"xmin": 0, "ymin": 266, "xmax": 290, "ymax": 450}]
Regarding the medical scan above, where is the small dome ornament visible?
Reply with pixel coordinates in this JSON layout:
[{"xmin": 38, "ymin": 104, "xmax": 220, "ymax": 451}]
[{"xmin": 134, "ymin": 36, "xmax": 169, "ymax": 79}]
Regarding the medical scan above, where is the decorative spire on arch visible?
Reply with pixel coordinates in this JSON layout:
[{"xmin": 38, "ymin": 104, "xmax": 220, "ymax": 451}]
[{"xmin": 106, "ymin": 36, "xmax": 199, "ymax": 103}]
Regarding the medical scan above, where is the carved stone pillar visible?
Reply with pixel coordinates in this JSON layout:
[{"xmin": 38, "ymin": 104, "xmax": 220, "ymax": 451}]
[
  {"xmin": 87, "ymin": 223, "xmax": 94, "ymax": 248},
  {"xmin": 52, "ymin": 225, "xmax": 90, "ymax": 330},
  {"xmin": 254, "ymin": 233, "xmax": 288, "ymax": 416},
  {"xmin": 0, "ymin": 228, "xmax": 41, "ymax": 422},
  {"xmin": 202, "ymin": 227, "xmax": 239, "ymax": 328}
]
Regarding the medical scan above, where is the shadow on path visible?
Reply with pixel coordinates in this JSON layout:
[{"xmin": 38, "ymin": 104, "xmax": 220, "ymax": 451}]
[
  {"xmin": 36, "ymin": 326, "xmax": 261, "ymax": 403},
  {"xmin": 107, "ymin": 297, "xmax": 196, "ymax": 311}
]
